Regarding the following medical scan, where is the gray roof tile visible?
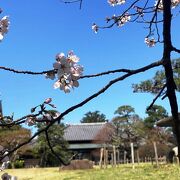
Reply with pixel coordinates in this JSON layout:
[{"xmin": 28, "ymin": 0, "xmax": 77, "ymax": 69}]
[{"xmin": 64, "ymin": 122, "xmax": 108, "ymax": 141}]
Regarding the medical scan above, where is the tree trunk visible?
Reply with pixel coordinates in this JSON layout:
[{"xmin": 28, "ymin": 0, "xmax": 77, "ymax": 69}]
[{"xmin": 162, "ymin": 0, "xmax": 179, "ymax": 160}]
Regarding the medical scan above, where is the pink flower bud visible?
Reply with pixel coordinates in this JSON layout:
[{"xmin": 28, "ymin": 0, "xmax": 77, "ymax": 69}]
[{"xmin": 44, "ymin": 98, "xmax": 52, "ymax": 104}]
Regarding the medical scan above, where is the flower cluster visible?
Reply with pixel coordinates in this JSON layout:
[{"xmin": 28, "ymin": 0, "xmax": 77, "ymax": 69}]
[
  {"xmin": 116, "ymin": 13, "xmax": 131, "ymax": 27},
  {"xmin": 155, "ymin": 0, "xmax": 180, "ymax": 11},
  {"xmin": 0, "ymin": 16, "xmax": 9, "ymax": 41},
  {"xmin": 92, "ymin": 23, "xmax": 98, "ymax": 33},
  {"xmin": 25, "ymin": 98, "xmax": 60, "ymax": 126},
  {"xmin": 144, "ymin": 37, "xmax": 156, "ymax": 47},
  {"xmin": 25, "ymin": 116, "xmax": 36, "ymax": 126},
  {"xmin": 45, "ymin": 51, "xmax": 83, "ymax": 93},
  {"xmin": 133, "ymin": 6, "xmax": 144, "ymax": 17},
  {"xmin": 108, "ymin": 0, "xmax": 126, "ymax": 6}
]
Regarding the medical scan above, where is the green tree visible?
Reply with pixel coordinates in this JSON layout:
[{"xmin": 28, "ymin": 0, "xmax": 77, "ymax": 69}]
[
  {"xmin": 142, "ymin": 106, "xmax": 174, "ymax": 153},
  {"xmin": 80, "ymin": 111, "xmax": 107, "ymax": 123},
  {"xmin": 133, "ymin": 58, "xmax": 180, "ymax": 94},
  {"xmin": 34, "ymin": 123, "xmax": 70, "ymax": 167},
  {"xmin": 144, "ymin": 105, "xmax": 169, "ymax": 129},
  {"xmin": 112, "ymin": 105, "xmax": 145, "ymax": 148}
]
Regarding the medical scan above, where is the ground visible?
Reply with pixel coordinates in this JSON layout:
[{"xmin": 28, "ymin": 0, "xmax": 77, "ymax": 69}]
[{"xmin": 1, "ymin": 163, "xmax": 180, "ymax": 180}]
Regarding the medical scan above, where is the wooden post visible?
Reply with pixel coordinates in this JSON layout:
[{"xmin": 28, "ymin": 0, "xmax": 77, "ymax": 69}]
[
  {"xmin": 117, "ymin": 150, "xmax": 120, "ymax": 165},
  {"xmin": 136, "ymin": 149, "xmax": 140, "ymax": 165},
  {"xmin": 177, "ymin": 157, "xmax": 179, "ymax": 165},
  {"xmin": 111, "ymin": 153, "xmax": 114, "ymax": 167},
  {"xmin": 153, "ymin": 141, "xmax": 159, "ymax": 167},
  {"xmin": 99, "ymin": 148, "xmax": 103, "ymax": 168},
  {"xmin": 103, "ymin": 148, "xmax": 108, "ymax": 168},
  {"xmin": 103, "ymin": 147, "xmax": 106, "ymax": 168},
  {"xmin": 130, "ymin": 142, "xmax": 135, "ymax": 169},
  {"xmin": 124, "ymin": 150, "xmax": 127, "ymax": 164},
  {"xmin": 113, "ymin": 145, "xmax": 117, "ymax": 167}
]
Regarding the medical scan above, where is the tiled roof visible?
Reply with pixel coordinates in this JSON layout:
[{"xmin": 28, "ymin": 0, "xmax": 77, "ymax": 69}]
[{"xmin": 64, "ymin": 122, "xmax": 109, "ymax": 141}]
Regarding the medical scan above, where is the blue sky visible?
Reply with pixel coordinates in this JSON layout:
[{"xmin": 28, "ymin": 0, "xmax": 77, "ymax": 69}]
[{"xmin": 0, "ymin": 0, "xmax": 179, "ymax": 127}]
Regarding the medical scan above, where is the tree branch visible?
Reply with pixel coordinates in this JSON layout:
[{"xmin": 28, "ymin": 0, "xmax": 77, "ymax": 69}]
[
  {"xmin": 0, "ymin": 59, "xmax": 163, "ymax": 161},
  {"xmin": 172, "ymin": 46, "xmax": 180, "ymax": 53},
  {"xmin": 45, "ymin": 130, "xmax": 70, "ymax": 165},
  {"xmin": 146, "ymin": 83, "xmax": 166, "ymax": 111}
]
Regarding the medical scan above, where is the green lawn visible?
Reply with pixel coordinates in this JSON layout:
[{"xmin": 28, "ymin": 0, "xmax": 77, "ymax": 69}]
[{"xmin": 1, "ymin": 163, "xmax": 180, "ymax": 180}]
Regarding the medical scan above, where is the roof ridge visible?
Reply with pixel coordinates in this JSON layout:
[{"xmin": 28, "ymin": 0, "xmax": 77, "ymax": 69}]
[{"xmin": 69, "ymin": 122, "xmax": 107, "ymax": 126}]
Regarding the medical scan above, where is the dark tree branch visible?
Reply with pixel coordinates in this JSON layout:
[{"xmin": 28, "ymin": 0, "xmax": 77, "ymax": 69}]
[
  {"xmin": 0, "ymin": 59, "xmax": 163, "ymax": 161},
  {"xmin": 60, "ymin": 0, "xmax": 83, "ymax": 9},
  {"xmin": 45, "ymin": 130, "xmax": 70, "ymax": 165},
  {"xmin": 172, "ymin": 46, "xmax": 180, "ymax": 53},
  {"xmin": 0, "ymin": 66, "xmax": 54, "ymax": 75},
  {"xmin": 146, "ymin": 84, "xmax": 167, "ymax": 111}
]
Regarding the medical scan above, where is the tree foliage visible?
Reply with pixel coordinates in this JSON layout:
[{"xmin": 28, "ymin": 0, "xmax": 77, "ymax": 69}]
[
  {"xmin": 80, "ymin": 111, "xmax": 107, "ymax": 123},
  {"xmin": 133, "ymin": 58, "xmax": 180, "ymax": 94},
  {"xmin": 112, "ymin": 105, "xmax": 145, "ymax": 148},
  {"xmin": 0, "ymin": 125, "xmax": 31, "ymax": 160},
  {"xmin": 144, "ymin": 105, "xmax": 169, "ymax": 129},
  {"xmin": 34, "ymin": 123, "xmax": 70, "ymax": 167}
]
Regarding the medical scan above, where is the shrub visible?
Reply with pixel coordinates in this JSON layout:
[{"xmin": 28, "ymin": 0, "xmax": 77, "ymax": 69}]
[{"xmin": 13, "ymin": 160, "xmax": 25, "ymax": 168}]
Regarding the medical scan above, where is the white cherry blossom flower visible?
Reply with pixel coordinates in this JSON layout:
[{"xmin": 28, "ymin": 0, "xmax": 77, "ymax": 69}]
[
  {"xmin": 26, "ymin": 117, "xmax": 36, "ymax": 126},
  {"xmin": 117, "ymin": 13, "xmax": 131, "ymax": 27},
  {"xmin": 108, "ymin": 0, "xmax": 125, "ymax": 6},
  {"xmin": 155, "ymin": 0, "xmax": 180, "ymax": 11},
  {"xmin": 0, "ymin": 16, "xmax": 10, "ymax": 42},
  {"xmin": 47, "ymin": 51, "xmax": 83, "ymax": 93},
  {"xmin": 67, "ymin": 50, "xmax": 80, "ymax": 63},
  {"xmin": 92, "ymin": 23, "xmax": 98, "ymax": 33},
  {"xmin": 144, "ymin": 37, "xmax": 156, "ymax": 47}
]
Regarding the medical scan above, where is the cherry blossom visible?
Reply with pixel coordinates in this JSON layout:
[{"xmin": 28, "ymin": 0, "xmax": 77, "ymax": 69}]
[
  {"xmin": 0, "ymin": 16, "xmax": 9, "ymax": 41},
  {"xmin": 92, "ymin": 23, "xmax": 98, "ymax": 33},
  {"xmin": 44, "ymin": 98, "xmax": 52, "ymax": 104},
  {"xmin": 155, "ymin": 0, "xmax": 180, "ymax": 11},
  {"xmin": 46, "ymin": 51, "xmax": 83, "ymax": 93},
  {"xmin": 108, "ymin": 0, "xmax": 126, "ymax": 6},
  {"xmin": 117, "ymin": 13, "xmax": 131, "ymax": 27},
  {"xmin": 144, "ymin": 37, "xmax": 156, "ymax": 47},
  {"xmin": 25, "ymin": 117, "xmax": 36, "ymax": 126}
]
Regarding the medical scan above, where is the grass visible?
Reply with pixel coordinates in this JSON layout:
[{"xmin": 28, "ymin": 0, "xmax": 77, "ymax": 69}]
[{"xmin": 1, "ymin": 163, "xmax": 180, "ymax": 180}]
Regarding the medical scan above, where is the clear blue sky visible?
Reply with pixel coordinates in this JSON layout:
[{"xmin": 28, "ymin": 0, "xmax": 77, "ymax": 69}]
[{"xmin": 0, "ymin": 0, "xmax": 179, "ymax": 127}]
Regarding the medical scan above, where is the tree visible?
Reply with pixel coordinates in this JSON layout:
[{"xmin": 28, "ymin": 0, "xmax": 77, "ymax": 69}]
[
  {"xmin": 80, "ymin": 111, "xmax": 107, "ymax": 123},
  {"xmin": 144, "ymin": 105, "xmax": 168, "ymax": 129},
  {"xmin": 35, "ymin": 123, "xmax": 71, "ymax": 167},
  {"xmin": 142, "ymin": 105, "xmax": 174, "ymax": 157},
  {"xmin": 112, "ymin": 105, "xmax": 145, "ymax": 148},
  {"xmin": 133, "ymin": 58, "xmax": 180, "ymax": 94},
  {"xmin": 0, "ymin": 125, "xmax": 31, "ymax": 161},
  {"xmin": 0, "ymin": 0, "xmax": 180, "ymax": 168}
]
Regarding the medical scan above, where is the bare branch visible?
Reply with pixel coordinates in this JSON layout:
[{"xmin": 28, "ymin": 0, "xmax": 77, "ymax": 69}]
[
  {"xmin": 80, "ymin": 69, "xmax": 132, "ymax": 79},
  {"xmin": 0, "ymin": 59, "xmax": 163, "ymax": 160},
  {"xmin": 45, "ymin": 130, "xmax": 70, "ymax": 165},
  {"xmin": 0, "ymin": 66, "xmax": 54, "ymax": 75},
  {"xmin": 172, "ymin": 46, "xmax": 180, "ymax": 53},
  {"xmin": 146, "ymin": 83, "xmax": 167, "ymax": 111},
  {"xmin": 60, "ymin": 0, "xmax": 83, "ymax": 9}
]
